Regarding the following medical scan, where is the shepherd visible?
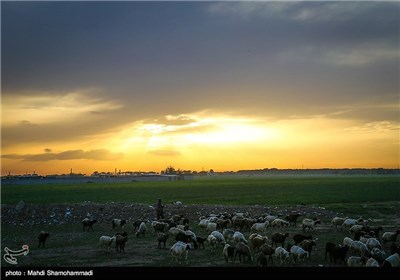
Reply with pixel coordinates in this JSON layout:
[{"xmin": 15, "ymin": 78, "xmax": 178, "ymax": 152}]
[{"xmin": 155, "ymin": 198, "xmax": 164, "ymax": 220}]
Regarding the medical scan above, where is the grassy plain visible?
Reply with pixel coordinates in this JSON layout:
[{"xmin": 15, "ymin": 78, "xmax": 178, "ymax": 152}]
[{"xmin": 2, "ymin": 175, "xmax": 399, "ymax": 206}]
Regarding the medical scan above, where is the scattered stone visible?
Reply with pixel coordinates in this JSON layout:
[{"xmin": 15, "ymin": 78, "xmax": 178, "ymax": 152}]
[{"xmin": 15, "ymin": 201, "xmax": 25, "ymax": 211}]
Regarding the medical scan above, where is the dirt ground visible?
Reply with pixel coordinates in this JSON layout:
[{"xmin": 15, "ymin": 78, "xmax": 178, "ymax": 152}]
[{"xmin": 1, "ymin": 202, "xmax": 398, "ymax": 267}]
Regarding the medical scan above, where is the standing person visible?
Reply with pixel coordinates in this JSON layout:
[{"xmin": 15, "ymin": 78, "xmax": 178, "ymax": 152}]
[{"xmin": 155, "ymin": 198, "xmax": 164, "ymax": 220}]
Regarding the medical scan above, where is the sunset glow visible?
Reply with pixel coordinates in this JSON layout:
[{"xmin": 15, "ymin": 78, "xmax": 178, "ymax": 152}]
[{"xmin": 1, "ymin": 1, "xmax": 399, "ymax": 175}]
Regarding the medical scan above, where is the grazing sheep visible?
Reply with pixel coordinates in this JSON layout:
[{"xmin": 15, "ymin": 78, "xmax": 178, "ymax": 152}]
[
  {"xmin": 349, "ymin": 225, "xmax": 364, "ymax": 235},
  {"xmin": 382, "ymin": 230, "xmax": 400, "ymax": 244},
  {"xmin": 223, "ymin": 229, "xmax": 235, "ymax": 242},
  {"xmin": 157, "ymin": 233, "xmax": 169, "ymax": 249},
  {"xmin": 342, "ymin": 218, "xmax": 363, "ymax": 229},
  {"xmin": 343, "ymin": 237, "xmax": 354, "ymax": 248},
  {"xmin": 293, "ymin": 234, "xmax": 313, "ymax": 245},
  {"xmin": 135, "ymin": 221, "xmax": 147, "ymax": 238},
  {"xmin": 285, "ymin": 213, "xmax": 301, "ymax": 226},
  {"xmin": 112, "ymin": 219, "xmax": 127, "ymax": 229},
  {"xmin": 290, "ymin": 245, "xmax": 309, "ymax": 264},
  {"xmin": 371, "ymin": 247, "xmax": 386, "ymax": 264},
  {"xmin": 38, "ymin": 231, "xmax": 50, "ymax": 248},
  {"xmin": 350, "ymin": 240, "xmax": 370, "ymax": 257},
  {"xmin": 299, "ymin": 239, "xmax": 317, "ymax": 259},
  {"xmin": 232, "ymin": 217, "xmax": 246, "ymax": 231},
  {"xmin": 365, "ymin": 257, "xmax": 379, "ymax": 267},
  {"xmin": 152, "ymin": 221, "xmax": 169, "ymax": 234},
  {"xmin": 366, "ymin": 238, "xmax": 382, "ymax": 251},
  {"xmin": 234, "ymin": 242, "xmax": 252, "ymax": 263},
  {"xmin": 99, "ymin": 236, "xmax": 116, "ymax": 251},
  {"xmin": 206, "ymin": 222, "xmax": 217, "ymax": 233},
  {"xmin": 265, "ymin": 215, "xmax": 278, "ymax": 223},
  {"xmin": 302, "ymin": 218, "xmax": 321, "ymax": 232},
  {"xmin": 115, "ymin": 234, "xmax": 128, "ymax": 253},
  {"xmin": 82, "ymin": 218, "xmax": 97, "ymax": 232},
  {"xmin": 233, "ymin": 231, "xmax": 248, "ymax": 245},
  {"xmin": 222, "ymin": 243, "xmax": 235, "ymax": 263},
  {"xmin": 196, "ymin": 236, "xmax": 206, "ymax": 249},
  {"xmin": 325, "ymin": 242, "xmax": 336, "ymax": 261},
  {"xmin": 331, "ymin": 245, "xmax": 349, "ymax": 264},
  {"xmin": 168, "ymin": 227, "xmax": 185, "ymax": 237},
  {"xmin": 275, "ymin": 246, "xmax": 290, "ymax": 265},
  {"xmin": 176, "ymin": 225, "xmax": 186, "ymax": 231},
  {"xmin": 259, "ymin": 244, "xmax": 274, "ymax": 263},
  {"xmin": 170, "ymin": 241, "xmax": 191, "ymax": 264},
  {"xmin": 210, "ymin": 231, "xmax": 226, "ymax": 246},
  {"xmin": 271, "ymin": 218, "xmax": 290, "ymax": 228},
  {"xmin": 347, "ymin": 256, "xmax": 365, "ymax": 267},
  {"xmin": 383, "ymin": 253, "xmax": 400, "ymax": 267},
  {"xmin": 207, "ymin": 235, "xmax": 218, "ymax": 250},
  {"xmin": 251, "ymin": 221, "xmax": 269, "ymax": 233},
  {"xmin": 198, "ymin": 218, "xmax": 209, "ymax": 229},
  {"xmin": 271, "ymin": 232, "xmax": 289, "ymax": 248},
  {"xmin": 132, "ymin": 219, "xmax": 144, "ymax": 232},
  {"xmin": 250, "ymin": 235, "xmax": 268, "ymax": 252},
  {"xmin": 216, "ymin": 219, "xmax": 231, "ymax": 231},
  {"xmin": 331, "ymin": 217, "xmax": 348, "ymax": 231}
]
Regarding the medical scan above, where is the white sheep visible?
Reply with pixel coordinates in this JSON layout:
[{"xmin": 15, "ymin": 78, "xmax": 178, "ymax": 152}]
[
  {"xmin": 211, "ymin": 230, "xmax": 226, "ymax": 245},
  {"xmin": 176, "ymin": 225, "xmax": 186, "ymax": 231},
  {"xmin": 135, "ymin": 221, "xmax": 147, "ymax": 237},
  {"xmin": 302, "ymin": 218, "xmax": 321, "ymax": 232},
  {"xmin": 365, "ymin": 238, "xmax": 382, "ymax": 251},
  {"xmin": 185, "ymin": 230, "xmax": 197, "ymax": 243},
  {"xmin": 349, "ymin": 225, "xmax": 364, "ymax": 235},
  {"xmin": 371, "ymin": 247, "xmax": 386, "ymax": 263},
  {"xmin": 343, "ymin": 237, "xmax": 353, "ymax": 248},
  {"xmin": 271, "ymin": 218, "xmax": 290, "ymax": 228},
  {"xmin": 207, "ymin": 234, "xmax": 218, "ymax": 250},
  {"xmin": 265, "ymin": 215, "xmax": 278, "ymax": 222},
  {"xmin": 350, "ymin": 240, "xmax": 370, "ymax": 257},
  {"xmin": 168, "ymin": 227, "xmax": 185, "ymax": 237},
  {"xmin": 381, "ymin": 230, "xmax": 400, "ymax": 244},
  {"xmin": 384, "ymin": 253, "xmax": 400, "ymax": 267},
  {"xmin": 347, "ymin": 256, "xmax": 364, "ymax": 267},
  {"xmin": 233, "ymin": 231, "xmax": 248, "ymax": 245},
  {"xmin": 170, "ymin": 241, "xmax": 191, "ymax": 264},
  {"xmin": 223, "ymin": 229, "xmax": 235, "ymax": 242},
  {"xmin": 275, "ymin": 246, "xmax": 290, "ymax": 265},
  {"xmin": 198, "ymin": 218, "xmax": 209, "ymax": 228},
  {"xmin": 331, "ymin": 217, "xmax": 348, "ymax": 230},
  {"xmin": 365, "ymin": 257, "xmax": 379, "ymax": 267},
  {"xmin": 251, "ymin": 221, "xmax": 269, "ymax": 232},
  {"xmin": 206, "ymin": 222, "xmax": 217, "ymax": 233},
  {"xmin": 99, "ymin": 236, "xmax": 116, "ymax": 251},
  {"xmin": 290, "ymin": 245, "xmax": 309, "ymax": 263},
  {"xmin": 342, "ymin": 218, "xmax": 365, "ymax": 229}
]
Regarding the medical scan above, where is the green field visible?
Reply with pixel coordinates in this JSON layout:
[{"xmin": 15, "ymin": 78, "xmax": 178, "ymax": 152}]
[{"xmin": 2, "ymin": 175, "xmax": 399, "ymax": 206}]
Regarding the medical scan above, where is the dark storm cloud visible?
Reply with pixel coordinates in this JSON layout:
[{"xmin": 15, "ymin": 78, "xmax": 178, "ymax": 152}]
[{"xmin": 1, "ymin": 1, "xmax": 398, "ymax": 133}]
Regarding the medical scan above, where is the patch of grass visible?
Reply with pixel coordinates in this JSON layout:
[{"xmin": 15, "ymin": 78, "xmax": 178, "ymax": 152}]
[{"xmin": 2, "ymin": 175, "xmax": 399, "ymax": 206}]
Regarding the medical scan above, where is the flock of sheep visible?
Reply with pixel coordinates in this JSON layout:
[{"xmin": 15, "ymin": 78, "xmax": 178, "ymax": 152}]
[{"xmin": 37, "ymin": 209, "xmax": 399, "ymax": 267}]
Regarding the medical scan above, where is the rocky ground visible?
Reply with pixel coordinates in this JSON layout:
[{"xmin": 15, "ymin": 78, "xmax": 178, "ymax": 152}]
[{"xmin": 2, "ymin": 201, "xmax": 339, "ymax": 226}]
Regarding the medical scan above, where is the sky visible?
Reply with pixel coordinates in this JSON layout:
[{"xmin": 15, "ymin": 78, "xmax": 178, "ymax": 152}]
[{"xmin": 1, "ymin": 1, "xmax": 399, "ymax": 175}]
